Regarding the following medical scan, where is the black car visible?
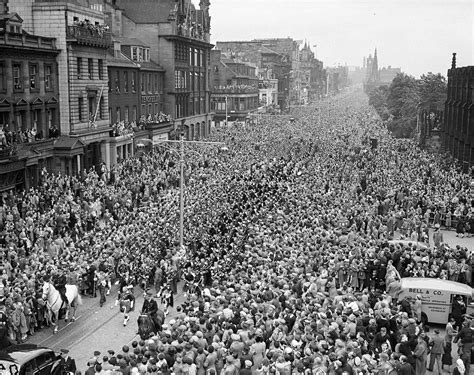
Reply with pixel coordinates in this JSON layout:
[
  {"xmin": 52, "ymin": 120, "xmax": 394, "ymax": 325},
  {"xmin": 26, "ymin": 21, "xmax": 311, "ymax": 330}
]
[{"xmin": 0, "ymin": 344, "xmax": 63, "ymax": 375}]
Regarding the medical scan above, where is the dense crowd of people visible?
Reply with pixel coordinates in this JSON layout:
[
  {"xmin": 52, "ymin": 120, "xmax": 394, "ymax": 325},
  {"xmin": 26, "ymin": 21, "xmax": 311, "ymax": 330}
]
[
  {"xmin": 0, "ymin": 124, "xmax": 60, "ymax": 150},
  {"xmin": 0, "ymin": 88, "xmax": 473, "ymax": 375}
]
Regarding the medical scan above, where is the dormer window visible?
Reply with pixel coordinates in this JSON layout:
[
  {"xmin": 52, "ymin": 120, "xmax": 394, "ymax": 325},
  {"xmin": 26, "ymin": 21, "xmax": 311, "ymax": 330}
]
[
  {"xmin": 131, "ymin": 47, "xmax": 138, "ymax": 62},
  {"xmin": 131, "ymin": 46, "xmax": 150, "ymax": 62},
  {"xmin": 9, "ymin": 24, "xmax": 21, "ymax": 34}
]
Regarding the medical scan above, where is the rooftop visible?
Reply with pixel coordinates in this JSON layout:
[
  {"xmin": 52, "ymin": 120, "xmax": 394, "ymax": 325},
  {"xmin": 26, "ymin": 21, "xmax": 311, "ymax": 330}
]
[
  {"xmin": 114, "ymin": 36, "xmax": 149, "ymax": 48},
  {"xmin": 117, "ymin": 0, "xmax": 175, "ymax": 24}
]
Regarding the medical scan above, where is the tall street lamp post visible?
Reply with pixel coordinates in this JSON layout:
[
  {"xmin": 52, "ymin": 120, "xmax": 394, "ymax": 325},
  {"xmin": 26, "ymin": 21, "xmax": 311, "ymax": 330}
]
[{"xmin": 152, "ymin": 126, "xmax": 227, "ymax": 250}]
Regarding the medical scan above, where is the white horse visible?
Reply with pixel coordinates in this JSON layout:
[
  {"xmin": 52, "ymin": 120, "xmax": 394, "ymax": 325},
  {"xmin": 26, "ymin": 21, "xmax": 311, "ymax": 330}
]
[{"xmin": 42, "ymin": 281, "xmax": 82, "ymax": 334}]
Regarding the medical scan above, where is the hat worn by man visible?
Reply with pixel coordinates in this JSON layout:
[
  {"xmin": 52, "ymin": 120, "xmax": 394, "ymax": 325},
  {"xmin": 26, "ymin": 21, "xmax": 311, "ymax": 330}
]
[{"xmin": 60, "ymin": 349, "xmax": 69, "ymax": 354}]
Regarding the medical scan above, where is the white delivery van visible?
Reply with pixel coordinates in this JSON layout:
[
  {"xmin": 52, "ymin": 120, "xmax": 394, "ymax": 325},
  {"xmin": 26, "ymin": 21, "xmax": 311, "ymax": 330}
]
[{"xmin": 399, "ymin": 277, "xmax": 474, "ymax": 324}]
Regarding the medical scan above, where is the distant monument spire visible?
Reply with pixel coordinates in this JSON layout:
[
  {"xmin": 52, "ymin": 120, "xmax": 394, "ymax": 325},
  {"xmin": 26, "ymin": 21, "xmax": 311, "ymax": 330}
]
[{"xmin": 373, "ymin": 48, "xmax": 378, "ymax": 74}]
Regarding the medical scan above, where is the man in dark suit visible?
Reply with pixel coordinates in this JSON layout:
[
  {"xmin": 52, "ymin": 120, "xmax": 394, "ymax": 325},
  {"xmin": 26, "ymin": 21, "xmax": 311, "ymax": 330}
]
[
  {"xmin": 60, "ymin": 349, "xmax": 77, "ymax": 374},
  {"xmin": 0, "ymin": 301, "xmax": 11, "ymax": 350},
  {"xmin": 141, "ymin": 290, "xmax": 160, "ymax": 331},
  {"xmin": 398, "ymin": 355, "xmax": 415, "ymax": 375}
]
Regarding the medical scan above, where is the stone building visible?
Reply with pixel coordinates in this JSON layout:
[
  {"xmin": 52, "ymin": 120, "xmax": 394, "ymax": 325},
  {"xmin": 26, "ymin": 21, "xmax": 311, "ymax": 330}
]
[
  {"xmin": 0, "ymin": 10, "xmax": 61, "ymax": 190},
  {"xmin": 105, "ymin": 0, "xmax": 214, "ymax": 141},
  {"xmin": 209, "ymin": 50, "xmax": 259, "ymax": 126},
  {"xmin": 215, "ymin": 40, "xmax": 292, "ymax": 111},
  {"xmin": 9, "ymin": 0, "xmax": 113, "ymax": 172},
  {"xmin": 443, "ymin": 54, "xmax": 474, "ymax": 173},
  {"xmin": 298, "ymin": 42, "xmax": 325, "ymax": 102},
  {"xmin": 364, "ymin": 48, "xmax": 401, "ymax": 93}
]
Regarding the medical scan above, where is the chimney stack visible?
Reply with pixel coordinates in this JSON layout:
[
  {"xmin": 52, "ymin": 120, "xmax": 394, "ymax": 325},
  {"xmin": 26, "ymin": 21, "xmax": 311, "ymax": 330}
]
[
  {"xmin": 451, "ymin": 53, "xmax": 457, "ymax": 69},
  {"xmin": 1, "ymin": 0, "xmax": 9, "ymax": 14}
]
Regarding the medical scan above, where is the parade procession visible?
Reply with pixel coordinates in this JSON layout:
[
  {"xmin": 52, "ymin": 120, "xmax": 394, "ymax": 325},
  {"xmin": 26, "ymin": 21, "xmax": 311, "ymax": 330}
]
[{"xmin": 0, "ymin": 0, "xmax": 474, "ymax": 374}]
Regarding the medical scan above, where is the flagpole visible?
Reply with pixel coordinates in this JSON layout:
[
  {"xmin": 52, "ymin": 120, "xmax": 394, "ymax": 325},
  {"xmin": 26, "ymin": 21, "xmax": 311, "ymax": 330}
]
[{"xmin": 94, "ymin": 84, "xmax": 105, "ymax": 123}]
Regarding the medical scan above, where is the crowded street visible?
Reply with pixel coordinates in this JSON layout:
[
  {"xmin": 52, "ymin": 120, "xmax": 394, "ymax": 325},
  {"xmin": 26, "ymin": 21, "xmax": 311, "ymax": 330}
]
[{"xmin": 1, "ymin": 86, "xmax": 474, "ymax": 375}]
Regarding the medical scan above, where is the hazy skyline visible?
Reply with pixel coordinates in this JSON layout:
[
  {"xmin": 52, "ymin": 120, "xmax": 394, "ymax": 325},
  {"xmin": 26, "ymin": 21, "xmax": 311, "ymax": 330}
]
[{"xmin": 209, "ymin": 0, "xmax": 473, "ymax": 78}]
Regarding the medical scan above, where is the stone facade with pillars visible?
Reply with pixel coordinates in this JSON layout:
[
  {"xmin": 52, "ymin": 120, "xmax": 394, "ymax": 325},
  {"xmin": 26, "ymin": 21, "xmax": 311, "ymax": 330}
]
[
  {"xmin": 0, "ymin": 12, "xmax": 62, "ymax": 191},
  {"xmin": 0, "ymin": 13, "xmax": 60, "ymax": 137},
  {"xmin": 9, "ymin": 0, "xmax": 112, "ymax": 172},
  {"xmin": 443, "ymin": 54, "xmax": 474, "ymax": 174}
]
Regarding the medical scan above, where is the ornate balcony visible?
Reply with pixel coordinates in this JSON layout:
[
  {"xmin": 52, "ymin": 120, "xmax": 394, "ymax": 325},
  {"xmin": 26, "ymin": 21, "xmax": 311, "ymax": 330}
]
[
  {"xmin": 67, "ymin": 25, "xmax": 112, "ymax": 49},
  {"xmin": 213, "ymin": 85, "xmax": 259, "ymax": 95}
]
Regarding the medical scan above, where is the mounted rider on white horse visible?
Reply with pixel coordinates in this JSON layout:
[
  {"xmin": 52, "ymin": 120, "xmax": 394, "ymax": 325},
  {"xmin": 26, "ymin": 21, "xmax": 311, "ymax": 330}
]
[{"xmin": 42, "ymin": 275, "xmax": 82, "ymax": 334}]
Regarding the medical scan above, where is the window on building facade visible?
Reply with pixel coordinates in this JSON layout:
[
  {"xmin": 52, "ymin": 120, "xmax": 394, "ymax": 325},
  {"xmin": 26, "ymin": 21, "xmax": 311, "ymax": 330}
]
[
  {"xmin": 175, "ymin": 71, "xmax": 180, "ymax": 89},
  {"xmin": 148, "ymin": 104, "xmax": 152, "ymax": 114},
  {"xmin": 240, "ymin": 97, "xmax": 245, "ymax": 111},
  {"xmin": 116, "ymin": 107, "xmax": 120, "ymax": 122},
  {"xmin": 77, "ymin": 57, "xmax": 82, "ymax": 79},
  {"xmin": 115, "ymin": 70, "xmax": 120, "ymax": 93},
  {"xmin": 98, "ymin": 59, "xmax": 103, "ymax": 80},
  {"xmin": 88, "ymin": 97, "xmax": 95, "ymax": 120},
  {"xmin": 9, "ymin": 24, "xmax": 21, "ymax": 34},
  {"xmin": 47, "ymin": 108, "xmax": 55, "ymax": 127},
  {"xmin": 189, "ymin": 47, "xmax": 193, "ymax": 66},
  {"xmin": 158, "ymin": 75, "xmax": 163, "ymax": 93},
  {"xmin": 154, "ymin": 103, "xmax": 159, "ymax": 113},
  {"xmin": 147, "ymin": 73, "xmax": 152, "ymax": 93},
  {"xmin": 132, "ymin": 47, "xmax": 138, "ymax": 62},
  {"xmin": 188, "ymin": 97, "xmax": 194, "ymax": 116},
  {"xmin": 13, "ymin": 63, "xmax": 22, "ymax": 90},
  {"xmin": 15, "ymin": 111, "xmax": 23, "ymax": 130},
  {"xmin": 124, "ymin": 106, "xmax": 129, "ymax": 122},
  {"xmin": 194, "ymin": 97, "xmax": 199, "ymax": 114},
  {"xmin": 132, "ymin": 105, "xmax": 137, "ymax": 121},
  {"xmin": 141, "ymin": 104, "xmax": 146, "ymax": 115},
  {"xmin": 78, "ymin": 97, "xmax": 84, "ymax": 121},
  {"xmin": 154, "ymin": 74, "xmax": 158, "ymax": 94},
  {"xmin": 200, "ymin": 73, "xmax": 205, "ymax": 91},
  {"xmin": 44, "ymin": 64, "xmax": 53, "ymax": 90},
  {"xmin": 141, "ymin": 73, "xmax": 145, "ymax": 93},
  {"xmin": 0, "ymin": 63, "xmax": 5, "ymax": 92},
  {"xmin": 88, "ymin": 58, "xmax": 93, "ymax": 79},
  {"xmin": 32, "ymin": 109, "xmax": 38, "ymax": 129},
  {"xmin": 0, "ymin": 112, "xmax": 6, "ymax": 126},
  {"xmin": 131, "ymin": 71, "xmax": 137, "ymax": 92},
  {"xmin": 29, "ymin": 63, "xmax": 39, "ymax": 90},
  {"xmin": 124, "ymin": 71, "xmax": 129, "ymax": 93},
  {"xmin": 144, "ymin": 49, "xmax": 150, "ymax": 62}
]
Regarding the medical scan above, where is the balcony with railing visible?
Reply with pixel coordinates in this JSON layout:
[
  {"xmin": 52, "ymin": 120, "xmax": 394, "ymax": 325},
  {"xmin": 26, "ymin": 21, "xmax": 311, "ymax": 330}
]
[
  {"xmin": 67, "ymin": 23, "xmax": 111, "ymax": 49},
  {"xmin": 213, "ymin": 85, "xmax": 259, "ymax": 95},
  {"xmin": 0, "ymin": 31, "xmax": 57, "ymax": 51}
]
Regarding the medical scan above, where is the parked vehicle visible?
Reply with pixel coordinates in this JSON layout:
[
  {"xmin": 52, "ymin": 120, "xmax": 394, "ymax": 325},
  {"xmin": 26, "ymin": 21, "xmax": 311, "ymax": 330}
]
[
  {"xmin": 399, "ymin": 277, "xmax": 474, "ymax": 324},
  {"xmin": 0, "ymin": 344, "xmax": 63, "ymax": 375}
]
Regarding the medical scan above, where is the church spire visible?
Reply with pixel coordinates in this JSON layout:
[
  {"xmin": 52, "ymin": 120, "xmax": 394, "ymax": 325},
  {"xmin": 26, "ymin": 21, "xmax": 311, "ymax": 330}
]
[{"xmin": 373, "ymin": 48, "xmax": 379, "ymax": 81}]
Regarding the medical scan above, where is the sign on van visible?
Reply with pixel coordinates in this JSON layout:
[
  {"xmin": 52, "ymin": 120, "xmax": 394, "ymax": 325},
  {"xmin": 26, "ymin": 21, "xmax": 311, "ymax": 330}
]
[{"xmin": 399, "ymin": 278, "xmax": 473, "ymax": 324}]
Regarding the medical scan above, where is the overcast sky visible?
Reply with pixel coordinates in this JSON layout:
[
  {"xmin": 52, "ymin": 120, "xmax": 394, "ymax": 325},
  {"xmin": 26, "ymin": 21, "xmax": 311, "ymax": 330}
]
[{"xmin": 208, "ymin": 0, "xmax": 473, "ymax": 78}]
